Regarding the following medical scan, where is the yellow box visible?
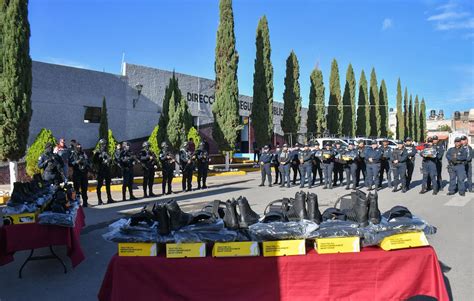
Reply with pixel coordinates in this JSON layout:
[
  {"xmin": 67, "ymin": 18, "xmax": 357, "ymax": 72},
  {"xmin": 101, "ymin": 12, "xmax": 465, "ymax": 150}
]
[
  {"xmin": 166, "ymin": 243, "xmax": 206, "ymax": 258},
  {"xmin": 212, "ymin": 241, "xmax": 260, "ymax": 257},
  {"xmin": 0, "ymin": 195, "xmax": 10, "ymax": 205},
  {"xmin": 118, "ymin": 243, "xmax": 157, "ymax": 256},
  {"xmin": 2, "ymin": 212, "xmax": 36, "ymax": 225},
  {"xmin": 380, "ymin": 232, "xmax": 429, "ymax": 251},
  {"xmin": 315, "ymin": 236, "xmax": 360, "ymax": 254},
  {"xmin": 263, "ymin": 240, "xmax": 306, "ymax": 257}
]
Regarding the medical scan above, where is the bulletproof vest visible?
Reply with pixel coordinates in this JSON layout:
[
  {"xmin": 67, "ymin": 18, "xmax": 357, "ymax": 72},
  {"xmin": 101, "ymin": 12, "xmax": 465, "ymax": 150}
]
[
  {"xmin": 391, "ymin": 149, "xmax": 403, "ymax": 162},
  {"xmin": 120, "ymin": 150, "xmax": 135, "ymax": 168},
  {"xmin": 196, "ymin": 150, "xmax": 209, "ymax": 163},
  {"xmin": 99, "ymin": 150, "xmax": 111, "ymax": 166},
  {"xmin": 180, "ymin": 149, "xmax": 192, "ymax": 162},
  {"xmin": 75, "ymin": 152, "xmax": 89, "ymax": 172},
  {"xmin": 260, "ymin": 152, "xmax": 272, "ymax": 164},
  {"xmin": 279, "ymin": 151, "xmax": 290, "ymax": 162},
  {"xmin": 381, "ymin": 147, "xmax": 391, "ymax": 159},
  {"xmin": 299, "ymin": 150, "xmax": 312, "ymax": 163},
  {"xmin": 160, "ymin": 150, "xmax": 174, "ymax": 169}
]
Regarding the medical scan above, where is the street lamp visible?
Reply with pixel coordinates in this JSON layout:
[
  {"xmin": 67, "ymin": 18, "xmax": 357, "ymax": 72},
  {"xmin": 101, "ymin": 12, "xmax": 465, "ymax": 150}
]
[{"xmin": 132, "ymin": 83, "xmax": 143, "ymax": 108}]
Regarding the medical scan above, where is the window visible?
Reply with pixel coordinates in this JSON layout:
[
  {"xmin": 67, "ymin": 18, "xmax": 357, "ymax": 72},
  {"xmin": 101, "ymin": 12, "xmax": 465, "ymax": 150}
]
[{"xmin": 83, "ymin": 106, "xmax": 101, "ymax": 123}]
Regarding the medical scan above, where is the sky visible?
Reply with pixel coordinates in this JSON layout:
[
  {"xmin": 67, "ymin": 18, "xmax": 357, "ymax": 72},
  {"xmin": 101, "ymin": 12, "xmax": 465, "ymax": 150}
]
[{"xmin": 29, "ymin": 0, "xmax": 473, "ymax": 117}]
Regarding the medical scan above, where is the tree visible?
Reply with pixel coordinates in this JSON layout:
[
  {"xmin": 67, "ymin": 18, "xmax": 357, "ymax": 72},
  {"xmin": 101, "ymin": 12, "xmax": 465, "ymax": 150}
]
[
  {"xmin": 356, "ymin": 70, "xmax": 369, "ymax": 136},
  {"xmin": 148, "ymin": 125, "xmax": 160, "ymax": 156},
  {"xmin": 414, "ymin": 95, "xmax": 420, "ymax": 141},
  {"xmin": 213, "ymin": 0, "xmax": 240, "ymax": 151},
  {"xmin": 342, "ymin": 63, "xmax": 356, "ymax": 137},
  {"xmin": 167, "ymin": 90, "xmax": 190, "ymax": 150},
  {"xmin": 307, "ymin": 67, "xmax": 325, "ymax": 137},
  {"xmin": 99, "ymin": 96, "xmax": 108, "ymax": 141},
  {"xmin": 379, "ymin": 79, "xmax": 388, "ymax": 137},
  {"xmin": 327, "ymin": 59, "xmax": 342, "ymax": 136},
  {"xmin": 251, "ymin": 15, "xmax": 273, "ymax": 148},
  {"xmin": 281, "ymin": 51, "xmax": 301, "ymax": 141},
  {"xmin": 369, "ymin": 68, "xmax": 380, "ymax": 137},
  {"xmin": 408, "ymin": 94, "xmax": 414, "ymax": 138},
  {"xmin": 158, "ymin": 73, "xmax": 181, "ymax": 146},
  {"xmin": 403, "ymin": 87, "xmax": 408, "ymax": 138},
  {"xmin": 395, "ymin": 78, "xmax": 404, "ymax": 139},
  {"xmin": 437, "ymin": 124, "xmax": 452, "ymax": 132},
  {"xmin": 25, "ymin": 129, "xmax": 56, "ymax": 176},
  {"xmin": 187, "ymin": 126, "xmax": 201, "ymax": 147},
  {"xmin": 420, "ymin": 98, "xmax": 427, "ymax": 142}
]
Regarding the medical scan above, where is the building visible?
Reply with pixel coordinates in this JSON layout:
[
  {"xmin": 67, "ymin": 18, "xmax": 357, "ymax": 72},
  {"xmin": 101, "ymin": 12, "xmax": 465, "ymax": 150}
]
[
  {"xmin": 30, "ymin": 61, "xmax": 308, "ymax": 153},
  {"xmin": 388, "ymin": 107, "xmax": 396, "ymax": 138}
]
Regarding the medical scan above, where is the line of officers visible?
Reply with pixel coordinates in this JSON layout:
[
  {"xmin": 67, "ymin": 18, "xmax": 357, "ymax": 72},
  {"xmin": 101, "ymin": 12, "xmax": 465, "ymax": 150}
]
[
  {"xmin": 257, "ymin": 135, "xmax": 472, "ymax": 196},
  {"xmin": 38, "ymin": 139, "xmax": 211, "ymax": 207}
]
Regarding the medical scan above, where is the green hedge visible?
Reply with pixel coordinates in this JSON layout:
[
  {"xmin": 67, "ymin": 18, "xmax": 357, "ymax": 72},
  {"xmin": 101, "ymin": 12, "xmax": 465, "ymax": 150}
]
[{"xmin": 187, "ymin": 126, "xmax": 201, "ymax": 147}]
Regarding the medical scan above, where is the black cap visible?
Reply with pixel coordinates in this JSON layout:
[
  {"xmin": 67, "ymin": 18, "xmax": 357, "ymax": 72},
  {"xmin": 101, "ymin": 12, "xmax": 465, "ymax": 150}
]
[
  {"xmin": 325, "ymin": 142, "xmax": 331, "ymax": 146},
  {"xmin": 335, "ymin": 141, "xmax": 341, "ymax": 145},
  {"xmin": 432, "ymin": 135, "xmax": 438, "ymax": 140},
  {"xmin": 382, "ymin": 138, "xmax": 389, "ymax": 142},
  {"xmin": 460, "ymin": 135, "xmax": 467, "ymax": 140},
  {"xmin": 294, "ymin": 143, "xmax": 300, "ymax": 147},
  {"xmin": 314, "ymin": 141, "xmax": 320, "ymax": 146},
  {"xmin": 404, "ymin": 137, "xmax": 412, "ymax": 142},
  {"xmin": 427, "ymin": 137, "xmax": 433, "ymax": 143},
  {"xmin": 282, "ymin": 143, "xmax": 288, "ymax": 147},
  {"xmin": 371, "ymin": 140, "xmax": 378, "ymax": 145},
  {"xmin": 396, "ymin": 140, "xmax": 404, "ymax": 145},
  {"xmin": 357, "ymin": 140, "xmax": 365, "ymax": 144},
  {"xmin": 454, "ymin": 137, "xmax": 461, "ymax": 142},
  {"xmin": 349, "ymin": 141, "xmax": 355, "ymax": 146},
  {"xmin": 263, "ymin": 144, "xmax": 270, "ymax": 149}
]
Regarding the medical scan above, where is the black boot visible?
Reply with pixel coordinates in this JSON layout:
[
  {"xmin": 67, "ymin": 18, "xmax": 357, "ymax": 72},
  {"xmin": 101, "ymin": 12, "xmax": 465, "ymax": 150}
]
[
  {"xmin": 153, "ymin": 203, "xmax": 171, "ymax": 235},
  {"xmin": 165, "ymin": 199, "xmax": 193, "ymax": 231},
  {"xmin": 368, "ymin": 191, "xmax": 381, "ymax": 224},
  {"xmin": 236, "ymin": 197, "xmax": 260, "ymax": 228},
  {"xmin": 97, "ymin": 192, "xmax": 104, "ymax": 205},
  {"xmin": 223, "ymin": 199, "xmax": 239, "ymax": 230},
  {"xmin": 287, "ymin": 191, "xmax": 308, "ymax": 221},
  {"xmin": 392, "ymin": 185, "xmax": 398, "ymax": 192},
  {"xmin": 354, "ymin": 193, "xmax": 369, "ymax": 227},
  {"xmin": 307, "ymin": 193, "xmax": 322, "ymax": 224},
  {"xmin": 122, "ymin": 187, "xmax": 127, "ymax": 202}
]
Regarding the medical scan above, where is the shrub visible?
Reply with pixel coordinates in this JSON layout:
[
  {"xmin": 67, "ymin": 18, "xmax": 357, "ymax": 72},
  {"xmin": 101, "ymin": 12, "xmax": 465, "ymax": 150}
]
[
  {"xmin": 187, "ymin": 126, "xmax": 201, "ymax": 147},
  {"xmin": 148, "ymin": 125, "xmax": 160, "ymax": 155},
  {"xmin": 25, "ymin": 129, "xmax": 57, "ymax": 176}
]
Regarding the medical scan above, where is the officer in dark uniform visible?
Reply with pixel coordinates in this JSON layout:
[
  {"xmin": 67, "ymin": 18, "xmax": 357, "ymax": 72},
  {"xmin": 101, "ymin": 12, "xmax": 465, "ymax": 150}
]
[
  {"xmin": 460, "ymin": 136, "xmax": 472, "ymax": 192},
  {"xmin": 159, "ymin": 142, "xmax": 175, "ymax": 195},
  {"xmin": 259, "ymin": 145, "xmax": 273, "ymax": 187},
  {"xmin": 311, "ymin": 141, "xmax": 323, "ymax": 186},
  {"xmin": 333, "ymin": 141, "xmax": 344, "ymax": 187},
  {"xmin": 271, "ymin": 143, "xmax": 282, "ymax": 185},
  {"xmin": 139, "ymin": 141, "xmax": 157, "ymax": 198},
  {"xmin": 278, "ymin": 144, "xmax": 291, "ymax": 188},
  {"xmin": 321, "ymin": 142, "xmax": 335, "ymax": 189},
  {"xmin": 69, "ymin": 143, "xmax": 90, "ymax": 207},
  {"xmin": 93, "ymin": 139, "xmax": 115, "ymax": 205},
  {"xmin": 420, "ymin": 138, "xmax": 439, "ymax": 195},
  {"xmin": 365, "ymin": 140, "xmax": 382, "ymax": 191},
  {"xmin": 379, "ymin": 138, "xmax": 393, "ymax": 188},
  {"xmin": 38, "ymin": 142, "xmax": 65, "ymax": 185},
  {"xmin": 404, "ymin": 137, "xmax": 417, "ymax": 190},
  {"xmin": 390, "ymin": 140, "xmax": 408, "ymax": 193},
  {"xmin": 342, "ymin": 142, "xmax": 358, "ymax": 190},
  {"xmin": 119, "ymin": 141, "xmax": 138, "ymax": 201},
  {"xmin": 179, "ymin": 142, "xmax": 194, "ymax": 192},
  {"xmin": 428, "ymin": 135, "xmax": 445, "ymax": 190},
  {"xmin": 195, "ymin": 142, "xmax": 210, "ymax": 189},
  {"xmin": 446, "ymin": 137, "xmax": 467, "ymax": 196},
  {"xmin": 290, "ymin": 143, "xmax": 301, "ymax": 185},
  {"xmin": 298, "ymin": 144, "xmax": 313, "ymax": 188},
  {"xmin": 355, "ymin": 140, "xmax": 367, "ymax": 187}
]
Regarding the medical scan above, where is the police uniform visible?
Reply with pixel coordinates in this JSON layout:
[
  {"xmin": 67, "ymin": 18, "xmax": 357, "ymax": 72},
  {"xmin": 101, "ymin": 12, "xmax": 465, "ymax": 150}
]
[
  {"xmin": 364, "ymin": 142, "xmax": 382, "ymax": 190},
  {"xmin": 390, "ymin": 141, "xmax": 408, "ymax": 192},
  {"xmin": 355, "ymin": 141, "xmax": 367, "ymax": 187},
  {"xmin": 427, "ymin": 137, "xmax": 445, "ymax": 190},
  {"xmin": 321, "ymin": 145, "xmax": 335, "ymax": 189},
  {"xmin": 420, "ymin": 139, "xmax": 439, "ymax": 194},
  {"xmin": 446, "ymin": 138, "xmax": 467, "ymax": 196},
  {"xmin": 404, "ymin": 138, "xmax": 417, "ymax": 189},
  {"xmin": 311, "ymin": 144, "xmax": 323, "ymax": 186},
  {"xmin": 333, "ymin": 144, "xmax": 345, "ymax": 186},
  {"xmin": 119, "ymin": 142, "xmax": 138, "ymax": 201},
  {"xmin": 379, "ymin": 141, "xmax": 393, "ymax": 188},
  {"xmin": 93, "ymin": 139, "xmax": 114, "ymax": 204},
  {"xmin": 342, "ymin": 145, "xmax": 358, "ymax": 190},
  {"xmin": 179, "ymin": 143, "xmax": 194, "ymax": 192},
  {"xmin": 298, "ymin": 145, "xmax": 313, "ymax": 188},
  {"xmin": 259, "ymin": 146, "xmax": 273, "ymax": 186},
  {"xmin": 461, "ymin": 136, "xmax": 472, "ymax": 192},
  {"xmin": 139, "ymin": 142, "xmax": 157, "ymax": 197},
  {"xmin": 159, "ymin": 143, "xmax": 175, "ymax": 195},
  {"xmin": 271, "ymin": 147, "xmax": 282, "ymax": 185},
  {"xmin": 290, "ymin": 144, "xmax": 301, "ymax": 185},
  {"xmin": 194, "ymin": 142, "xmax": 210, "ymax": 189},
  {"xmin": 278, "ymin": 145, "xmax": 291, "ymax": 188},
  {"xmin": 38, "ymin": 143, "xmax": 65, "ymax": 185},
  {"xmin": 69, "ymin": 145, "xmax": 90, "ymax": 207}
]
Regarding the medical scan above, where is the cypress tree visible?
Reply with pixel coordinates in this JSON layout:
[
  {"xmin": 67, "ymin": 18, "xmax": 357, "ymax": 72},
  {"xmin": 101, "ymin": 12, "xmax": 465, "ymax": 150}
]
[
  {"xmin": 158, "ymin": 73, "xmax": 179, "ymax": 145},
  {"xmin": 167, "ymin": 91, "xmax": 189, "ymax": 150},
  {"xmin": 420, "ymin": 98, "xmax": 427, "ymax": 142},
  {"xmin": 395, "ymin": 78, "xmax": 404, "ymax": 139},
  {"xmin": 213, "ymin": 0, "xmax": 240, "ymax": 151},
  {"xmin": 342, "ymin": 63, "xmax": 356, "ymax": 137},
  {"xmin": 0, "ymin": 0, "xmax": 32, "ymax": 162},
  {"xmin": 307, "ymin": 67, "xmax": 325, "ymax": 137},
  {"xmin": 148, "ymin": 125, "xmax": 160, "ymax": 156},
  {"xmin": 408, "ymin": 94, "xmax": 414, "ymax": 138},
  {"xmin": 99, "ymin": 96, "xmax": 108, "ymax": 141},
  {"xmin": 281, "ymin": 51, "xmax": 301, "ymax": 141},
  {"xmin": 369, "ymin": 68, "xmax": 380, "ymax": 137},
  {"xmin": 379, "ymin": 79, "xmax": 388, "ymax": 137},
  {"xmin": 356, "ymin": 70, "xmax": 369, "ymax": 137},
  {"xmin": 251, "ymin": 15, "xmax": 273, "ymax": 148},
  {"xmin": 327, "ymin": 59, "xmax": 342, "ymax": 136},
  {"xmin": 403, "ymin": 87, "xmax": 408, "ymax": 138},
  {"xmin": 414, "ymin": 95, "xmax": 420, "ymax": 142}
]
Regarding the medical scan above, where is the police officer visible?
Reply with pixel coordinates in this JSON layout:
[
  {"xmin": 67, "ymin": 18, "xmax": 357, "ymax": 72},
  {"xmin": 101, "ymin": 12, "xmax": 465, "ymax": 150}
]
[
  {"xmin": 179, "ymin": 142, "xmax": 194, "ymax": 192},
  {"xmin": 139, "ymin": 141, "xmax": 157, "ymax": 198},
  {"xmin": 69, "ymin": 143, "xmax": 90, "ymax": 207},
  {"xmin": 460, "ymin": 136, "xmax": 472, "ymax": 192},
  {"xmin": 333, "ymin": 141, "xmax": 344, "ymax": 187},
  {"xmin": 159, "ymin": 142, "xmax": 175, "ymax": 195},
  {"xmin": 119, "ymin": 141, "xmax": 138, "ymax": 201},
  {"xmin": 311, "ymin": 141, "xmax": 323, "ymax": 186},
  {"xmin": 38, "ymin": 142, "xmax": 65, "ymax": 185},
  {"xmin": 420, "ymin": 138, "xmax": 439, "ymax": 195},
  {"xmin": 278, "ymin": 144, "xmax": 291, "ymax": 188},
  {"xmin": 321, "ymin": 142, "xmax": 335, "ymax": 189},
  {"xmin": 365, "ymin": 140, "xmax": 382, "ymax": 191},
  {"xmin": 290, "ymin": 143, "xmax": 301, "ymax": 185},
  {"xmin": 446, "ymin": 137, "xmax": 467, "ymax": 196},
  {"xmin": 259, "ymin": 145, "xmax": 273, "ymax": 187},
  {"xmin": 391, "ymin": 140, "xmax": 408, "ymax": 193},
  {"xmin": 355, "ymin": 140, "xmax": 367, "ymax": 188},
  {"xmin": 195, "ymin": 142, "xmax": 210, "ymax": 189},
  {"xmin": 428, "ymin": 135, "xmax": 445, "ymax": 191},
  {"xmin": 271, "ymin": 143, "xmax": 282, "ymax": 185},
  {"xmin": 379, "ymin": 138, "xmax": 393, "ymax": 189},
  {"xmin": 404, "ymin": 137, "xmax": 417, "ymax": 189},
  {"xmin": 93, "ymin": 139, "xmax": 115, "ymax": 205},
  {"xmin": 342, "ymin": 142, "xmax": 358, "ymax": 190},
  {"xmin": 299, "ymin": 143, "xmax": 313, "ymax": 188}
]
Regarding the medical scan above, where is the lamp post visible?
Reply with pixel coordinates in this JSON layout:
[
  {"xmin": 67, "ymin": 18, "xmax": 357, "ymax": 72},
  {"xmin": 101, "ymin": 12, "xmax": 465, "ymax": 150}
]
[{"xmin": 132, "ymin": 84, "xmax": 143, "ymax": 108}]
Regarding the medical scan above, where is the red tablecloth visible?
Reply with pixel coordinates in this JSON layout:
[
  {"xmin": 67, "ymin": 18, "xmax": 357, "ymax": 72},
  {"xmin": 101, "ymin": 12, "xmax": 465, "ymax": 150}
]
[
  {"xmin": 98, "ymin": 246, "xmax": 448, "ymax": 301},
  {"xmin": 0, "ymin": 207, "xmax": 85, "ymax": 268}
]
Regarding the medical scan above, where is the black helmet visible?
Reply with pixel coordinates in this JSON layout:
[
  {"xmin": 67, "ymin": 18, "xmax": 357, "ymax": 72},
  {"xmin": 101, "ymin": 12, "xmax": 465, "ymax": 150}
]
[
  {"xmin": 404, "ymin": 137, "xmax": 412, "ymax": 142},
  {"xmin": 161, "ymin": 142, "xmax": 168, "ymax": 148},
  {"xmin": 142, "ymin": 141, "xmax": 150, "ymax": 148},
  {"xmin": 99, "ymin": 138, "xmax": 107, "ymax": 145}
]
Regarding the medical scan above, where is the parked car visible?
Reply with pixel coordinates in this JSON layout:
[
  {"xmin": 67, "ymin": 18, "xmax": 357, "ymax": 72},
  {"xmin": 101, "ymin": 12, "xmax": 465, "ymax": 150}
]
[
  {"xmin": 376, "ymin": 138, "xmax": 397, "ymax": 149},
  {"xmin": 314, "ymin": 138, "xmax": 349, "ymax": 148}
]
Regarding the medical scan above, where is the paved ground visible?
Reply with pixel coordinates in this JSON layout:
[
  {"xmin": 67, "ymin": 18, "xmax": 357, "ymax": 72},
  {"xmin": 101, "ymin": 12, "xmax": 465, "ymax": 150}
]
[{"xmin": 0, "ymin": 157, "xmax": 472, "ymax": 300}]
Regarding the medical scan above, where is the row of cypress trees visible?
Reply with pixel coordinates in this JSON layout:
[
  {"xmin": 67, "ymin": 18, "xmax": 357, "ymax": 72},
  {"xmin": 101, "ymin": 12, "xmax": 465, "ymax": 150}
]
[{"xmin": 395, "ymin": 79, "xmax": 427, "ymax": 142}]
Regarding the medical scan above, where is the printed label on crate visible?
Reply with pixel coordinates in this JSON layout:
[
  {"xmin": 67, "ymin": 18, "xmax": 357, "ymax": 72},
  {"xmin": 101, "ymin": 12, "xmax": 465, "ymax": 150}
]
[
  {"xmin": 263, "ymin": 240, "xmax": 306, "ymax": 257},
  {"xmin": 2, "ymin": 212, "xmax": 36, "ymax": 225},
  {"xmin": 315, "ymin": 236, "xmax": 360, "ymax": 254},
  {"xmin": 380, "ymin": 232, "xmax": 429, "ymax": 251},
  {"xmin": 212, "ymin": 242, "xmax": 260, "ymax": 257},
  {"xmin": 118, "ymin": 243, "xmax": 157, "ymax": 256},
  {"xmin": 166, "ymin": 243, "xmax": 206, "ymax": 258}
]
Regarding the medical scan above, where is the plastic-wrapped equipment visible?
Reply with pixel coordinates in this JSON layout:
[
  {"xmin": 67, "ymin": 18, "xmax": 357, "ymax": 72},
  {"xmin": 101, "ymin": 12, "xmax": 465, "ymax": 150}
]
[
  {"xmin": 102, "ymin": 219, "xmax": 158, "ymax": 243},
  {"xmin": 248, "ymin": 220, "xmax": 319, "ymax": 241},
  {"xmin": 38, "ymin": 201, "xmax": 80, "ymax": 227},
  {"xmin": 173, "ymin": 220, "xmax": 240, "ymax": 243},
  {"xmin": 308, "ymin": 220, "xmax": 364, "ymax": 238}
]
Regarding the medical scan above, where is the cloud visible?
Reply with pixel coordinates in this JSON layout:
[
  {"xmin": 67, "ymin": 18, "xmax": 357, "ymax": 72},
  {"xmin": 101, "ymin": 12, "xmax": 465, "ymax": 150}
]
[
  {"xmin": 427, "ymin": 11, "xmax": 469, "ymax": 21},
  {"xmin": 382, "ymin": 18, "xmax": 393, "ymax": 30},
  {"xmin": 435, "ymin": 17, "xmax": 474, "ymax": 30},
  {"xmin": 41, "ymin": 57, "xmax": 91, "ymax": 69},
  {"xmin": 427, "ymin": 1, "xmax": 474, "ymax": 34}
]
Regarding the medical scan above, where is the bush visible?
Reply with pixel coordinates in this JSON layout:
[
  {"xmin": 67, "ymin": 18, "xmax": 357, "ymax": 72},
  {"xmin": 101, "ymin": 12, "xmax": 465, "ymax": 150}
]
[
  {"xmin": 25, "ymin": 129, "xmax": 57, "ymax": 176},
  {"xmin": 94, "ymin": 129, "xmax": 118, "ymax": 156},
  {"xmin": 187, "ymin": 126, "xmax": 201, "ymax": 147},
  {"xmin": 148, "ymin": 125, "xmax": 160, "ymax": 155}
]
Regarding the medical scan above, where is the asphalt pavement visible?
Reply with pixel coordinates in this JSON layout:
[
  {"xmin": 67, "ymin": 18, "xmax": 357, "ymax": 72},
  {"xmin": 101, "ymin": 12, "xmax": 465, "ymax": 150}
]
[{"xmin": 0, "ymin": 157, "xmax": 472, "ymax": 300}]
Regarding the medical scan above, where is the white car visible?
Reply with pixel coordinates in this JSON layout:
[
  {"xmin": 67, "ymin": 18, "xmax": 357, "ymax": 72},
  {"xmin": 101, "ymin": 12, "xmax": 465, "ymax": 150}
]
[
  {"xmin": 314, "ymin": 138, "xmax": 349, "ymax": 147},
  {"xmin": 376, "ymin": 138, "xmax": 397, "ymax": 149}
]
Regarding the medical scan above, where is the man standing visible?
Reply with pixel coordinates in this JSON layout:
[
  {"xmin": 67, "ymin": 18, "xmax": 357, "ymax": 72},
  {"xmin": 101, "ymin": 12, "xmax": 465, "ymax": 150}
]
[
  {"xmin": 119, "ymin": 141, "xmax": 138, "ymax": 201},
  {"xmin": 195, "ymin": 142, "xmax": 210, "ymax": 189},
  {"xmin": 404, "ymin": 137, "xmax": 417, "ymax": 190},
  {"xmin": 290, "ymin": 143, "xmax": 301, "ymax": 185},
  {"xmin": 69, "ymin": 143, "xmax": 90, "ymax": 207},
  {"xmin": 365, "ymin": 140, "xmax": 382, "ymax": 191},
  {"xmin": 428, "ymin": 136, "xmax": 445, "ymax": 190},
  {"xmin": 278, "ymin": 144, "xmax": 291, "ymax": 188},
  {"xmin": 179, "ymin": 142, "xmax": 194, "ymax": 192},
  {"xmin": 139, "ymin": 141, "xmax": 157, "ymax": 198},
  {"xmin": 420, "ymin": 138, "xmax": 439, "ymax": 195},
  {"xmin": 271, "ymin": 143, "xmax": 282, "ymax": 185},
  {"xmin": 38, "ymin": 142, "xmax": 65, "ymax": 185},
  {"xmin": 159, "ymin": 142, "xmax": 175, "ymax": 195},
  {"xmin": 355, "ymin": 140, "xmax": 367, "ymax": 188},
  {"xmin": 333, "ymin": 141, "xmax": 344, "ymax": 187},
  {"xmin": 311, "ymin": 141, "xmax": 323, "ymax": 186},
  {"xmin": 259, "ymin": 145, "xmax": 273, "ymax": 187},
  {"xmin": 446, "ymin": 137, "xmax": 467, "ymax": 196},
  {"xmin": 342, "ymin": 142, "xmax": 358, "ymax": 190},
  {"xmin": 54, "ymin": 138, "xmax": 70, "ymax": 180},
  {"xmin": 298, "ymin": 144, "xmax": 313, "ymax": 188},
  {"xmin": 93, "ymin": 139, "xmax": 115, "ymax": 205},
  {"xmin": 391, "ymin": 140, "xmax": 408, "ymax": 193},
  {"xmin": 460, "ymin": 136, "xmax": 472, "ymax": 193},
  {"xmin": 321, "ymin": 142, "xmax": 335, "ymax": 189},
  {"xmin": 379, "ymin": 139, "xmax": 393, "ymax": 189}
]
